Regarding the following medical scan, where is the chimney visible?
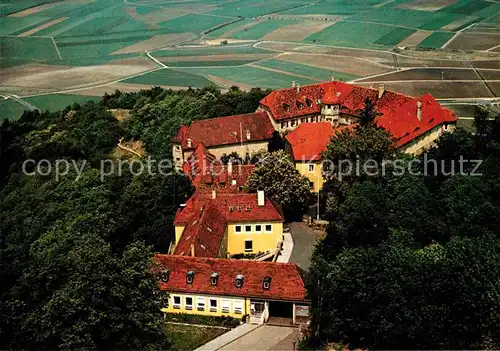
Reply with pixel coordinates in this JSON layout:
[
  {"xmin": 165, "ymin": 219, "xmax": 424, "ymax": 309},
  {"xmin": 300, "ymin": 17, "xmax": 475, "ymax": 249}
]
[
  {"xmin": 212, "ymin": 190, "xmax": 216, "ymax": 199},
  {"xmin": 186, "ymin": 138, "xmax": 192, "ymax": 148},
  {"xmin": 292, "ymin": 81, "xmax": 296, "ymax": 88},
  {"xmin": 296, "ymin": 83, "xmax": 300, "ymax": 93},
  {"xmin": 246, "ymin": 129, "xmax": 251, "ymax": 140},
  {"xmin": 417, "ymin": 101, "xmax": 422, "ymax": 121},
  {"xmin": 190, "ymin": 243, "xmax": 195, "ymax": 257},
  {"xmin": 257, "ymin": 190, "xmax": 265, "ymax": 207},
  {"xmin": 228, "ymin": 161, "xmax": 232, "ymax": 175},
  {"xmin": 378, "ymin": 84, "xmax": 385, "ymax": 99},
  {"xmin": 331, "ymin": 75, "xmax": 335, "ymax": 81}
]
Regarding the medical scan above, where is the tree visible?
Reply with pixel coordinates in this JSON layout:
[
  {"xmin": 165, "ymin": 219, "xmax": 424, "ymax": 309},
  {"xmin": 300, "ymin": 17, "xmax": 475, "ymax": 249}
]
[
  {"xmin": 245, "ymin": 150, "xmax": 312, "ymax": 219},
  {"xmin": 357, "ymin": 97, "xmax": 382, "ymax": 126},
  {"xmin": 267, "ymin": 130, "xmax": 285, "ymax": 152}
]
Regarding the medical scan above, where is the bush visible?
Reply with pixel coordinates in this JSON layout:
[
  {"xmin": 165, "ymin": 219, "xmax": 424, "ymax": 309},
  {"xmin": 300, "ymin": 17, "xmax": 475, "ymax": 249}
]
[{"xmin": 164, "ymin": 313, "xmax": 241, "ymax": 328}]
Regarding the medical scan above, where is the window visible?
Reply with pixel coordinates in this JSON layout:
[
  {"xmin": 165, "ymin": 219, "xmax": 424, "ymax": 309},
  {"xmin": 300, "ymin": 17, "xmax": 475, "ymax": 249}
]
[
  {"xmin": 255, "ymin": 224, "xmax": 262, "ymax": 232},
  {"xmin": 245, "ymin": 240, "xmax": 253, "ymax": 252},
  {"xmin": 185, "ymin": 297, "xmax": 193, "ymax": 310},
  {"xmin": 245, "ymin": 225, "xmax": 252, "ymax": 232},
  {"xmin": 306, "ymin": 98, "xmax": 313, "ymax": 107},
  {"xmin": 301, "ymin": 118, "xmax": 307, "ymax": 123},
  {"xmin": 173, "ymin": 296, "xmax": 181, "ymax": 309},
  {"xmin": 175, "ymin": 146, "xmax": 181, "ymax": 151},
  {"xmin": 235, "ymin": 225, "xmax": 241, "ymax": 233},
  {"xmin": 311, "ymin": 116, "xmax": 317, "ymax": 122},
  {"xmin": 309, "ymin": 181, "xmax": 314, "ymax": 189},
  {"xmin": 231, "ymin": 179, "xmax": 237, "ymax": 185},
  {"xmin": 233, "ymin": 300, "xmax": 243, "ymax": 314},
  {"xmin": 281, "ymin": 122, "xmax": 285, "ymax": 128},
  {"xmin": 209, "ymin": 299, "xmax": 218, "ymax": 312},
  {"xmin": 308, "ymin": 164, "xmax": 315, "ymax": 172},
  {"xmin": 291, "ymin": 120, "xmax": 297, "ymax": 127},
  {"xmin": 196, "ymin": 297, "xmax": 205, "ymax": 312},
  {"xmin": 221, "ymin": 299, "xmax": 230, "ymax": 313},
  {"xmin": 176, "ymin": 158, "xmax": 180, "ymax": 162}
]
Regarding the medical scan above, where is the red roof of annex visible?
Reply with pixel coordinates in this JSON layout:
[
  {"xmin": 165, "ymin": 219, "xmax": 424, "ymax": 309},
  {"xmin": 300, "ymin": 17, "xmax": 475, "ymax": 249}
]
[
  {"xmin": 155, "ymin": 255, "xmax": 307, "ymax": 301},
  {"xmin": 285, "ymin": 123, "xmax": 356, "ymax": 161}
]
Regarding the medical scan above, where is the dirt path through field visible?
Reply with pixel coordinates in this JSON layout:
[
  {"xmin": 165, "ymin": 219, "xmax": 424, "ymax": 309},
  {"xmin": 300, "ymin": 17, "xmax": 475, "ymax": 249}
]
[
  {"xmin": 18, "ymin": 17, "xmax": 69, "ymax": 37},
  {"xmin": 111, "ymin": 33, "xmax": 197, "ymax": 54},
  {"xmin": 206, "ymin": 74, "xmax": 252, "ymax": 90}
]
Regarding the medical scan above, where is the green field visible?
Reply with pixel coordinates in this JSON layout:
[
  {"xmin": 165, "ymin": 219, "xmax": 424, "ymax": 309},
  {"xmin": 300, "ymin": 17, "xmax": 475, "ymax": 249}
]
[
  {"xmin": 0, "ymin": 16, "xmax": 50, "ymax": 35},
  {"xmin": 205, "ymin": 18, "xmax": 257, "ymax": 38},
  {"xmin": 375, "ymin": 28, "xmax": 417, "ymax": 46},
  {"xmin": 0, "ymin": 99, "xmax": 29, "ymax": 121},
  {"xmin": 229, "ymin": 20, "xmax": 298, "ymax": 40},
  {"xmin": 0, "ymin": 37, "xmax": 59, "ymax": 60},
  {"xmin": 24, "ymin": 94, "xmax": 101, "ymax": 112},
  {"xmin": 159, "ymin": 14, "xmax": 235, "ymax": 33},
  {"xmin": 151, "ymin": 45, "xmax": 268, "ymax": 58},
  {"xmin": 417, "ymin": 32, "xmax": 455, "ymax": 49},
  {"xmin": 284, "ymin": 0, "xmax": 385, "ymax": 15},
  {"xmin": 122, "ymin": 68, "xmax": 217, "ymax": 87},
  {"xmin": 176, "ymin": 65, "xmax": 317, "ymax": 89},
  {"xmin": 306, "ymin": 21, "xmax": 404, "ymax": 48},
  {"xmin": 167, "ymin": 60, "xmax": 258, "ymax": 67},
  {"xmin": 253, "ymin": 59, "xmax": 360, "ymax": 82}
]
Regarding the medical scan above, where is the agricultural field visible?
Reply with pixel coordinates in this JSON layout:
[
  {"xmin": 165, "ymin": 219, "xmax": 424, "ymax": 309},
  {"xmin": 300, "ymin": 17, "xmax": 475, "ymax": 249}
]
[{"xmin": 0, "ymin": 0, "xmax": 498, "ymax": 119}]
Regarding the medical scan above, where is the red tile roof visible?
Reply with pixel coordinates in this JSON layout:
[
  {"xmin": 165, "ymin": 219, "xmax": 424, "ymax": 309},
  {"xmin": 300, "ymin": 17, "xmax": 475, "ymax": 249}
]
[
  {"xmin": 173, "ymin": 112, "xmax": 275, "ymax": 150},
  {"xmin": 174, "ymin": 192, "xmax": 284, "ymax": 226},
  {"xmin": 183, "ymin": 143, "xmax": 255, "ymax": 193},
  {"xmin": 173, "ymin": 203, "xmax": 227, "ymax": 258},
  {"xmin": 285, "ymin": 123, "xmax": 355, "ymax": 161},
  {"xmin": 155, "ymin": 255, "xmax": 307, "ymax": 301},
  {"xmin": 259, "ymin": 81, "xmax": 457, "ymax": 147},
  {"xmin": 173, "ymin": 191, "xmax": 283, "ymax": 258}
]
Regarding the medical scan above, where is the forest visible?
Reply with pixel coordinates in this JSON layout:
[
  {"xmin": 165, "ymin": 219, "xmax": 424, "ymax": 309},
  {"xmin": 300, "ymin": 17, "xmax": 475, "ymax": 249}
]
[{"xmin": 0, "ymin": 86, "xmax": 269, "ymax": 349}]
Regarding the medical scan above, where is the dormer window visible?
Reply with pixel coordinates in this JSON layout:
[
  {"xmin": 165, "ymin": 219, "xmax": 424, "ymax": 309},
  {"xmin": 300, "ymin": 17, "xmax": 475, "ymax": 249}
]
[
  {"xmin": 235, "ymin": 274, "xmax": 244, "ymax": 288},
  {"xmin": 245, "ymin": 205, "xmax": 251, "ymax": 211},
  {"xmin": 296, "ymin": 101, "xmax": 303, "ymax": 110},
  {"xmin": 237, "ymin": 205, "xmax": 242, "ymax": 212},
  {"xmin": 210, "ymin": 272, "xmax": 219, "ymax": 286},
  {"xmin": 263, "ymin": 276, "xmax": 271, "ymax": 290},
  {"xmin": 160, "ymin": 269, "xmax": 170, "ymax": 282},
  {"xmin": 306, "ymin": 98, "xmax": 312, "ymax": 107},
  {"xmin": 186, "ymin": 270, "xmax": 195, "ymax": 284},
  {"xmin": 283, "ymin": 103, "xmax": 290, "ymax": 112}
]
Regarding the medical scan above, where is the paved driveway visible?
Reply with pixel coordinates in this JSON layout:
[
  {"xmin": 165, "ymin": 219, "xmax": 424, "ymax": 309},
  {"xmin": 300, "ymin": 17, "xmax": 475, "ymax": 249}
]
[
  {"xmin": 287, "ymin": 222, "xmax": 324, "ymax": 271},
  {"xmin": 219, "ymin": 325, "xmax": 299, "ymax": 351}
]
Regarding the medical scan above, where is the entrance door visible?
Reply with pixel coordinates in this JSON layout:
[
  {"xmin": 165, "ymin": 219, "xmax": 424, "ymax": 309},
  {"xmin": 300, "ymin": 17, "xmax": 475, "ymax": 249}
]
[{"xmin": 250, "ymin": 300, "xmax": 266, "ymax": 324}]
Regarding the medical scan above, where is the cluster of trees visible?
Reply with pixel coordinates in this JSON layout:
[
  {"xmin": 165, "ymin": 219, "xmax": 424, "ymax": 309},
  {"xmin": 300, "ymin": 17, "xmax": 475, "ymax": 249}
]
[
  {"xmin": 306, "ymin": 106, "xmax": 500, "ymax": 349},
  {"xmin": 0, "ymin": 86, "xmax": 268, "ymax": 349}
]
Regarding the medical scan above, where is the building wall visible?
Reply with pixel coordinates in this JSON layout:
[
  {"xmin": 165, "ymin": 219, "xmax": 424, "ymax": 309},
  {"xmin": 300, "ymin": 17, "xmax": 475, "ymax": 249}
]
[
  {"xmin": 227, "ymin": 222, "xmax": 283, "ymax": 256},
  {"xmin": 173, "ymin": 143, "xmax": 184, "ymax": 169},
  {"xmin": 175, "ymin": 225, "xmax": 185, "ymax": 245},
  {"xmin": 403, "ymin": 123, "xmax": 455, "ymax": 155},
  {"xmin": 161, "ymin": 292, "xmax": 250, "ymax": 319},
  {"xmin": 295, "ymin": 161, "xmax": 323, "ymax": 193},
  {"xmin": 217, "ymin": 229, "xmax": 229, "ymax": 258},
  {"xmin": 277, "ymin": 114, "xmax": 324, "ymax": 132}
]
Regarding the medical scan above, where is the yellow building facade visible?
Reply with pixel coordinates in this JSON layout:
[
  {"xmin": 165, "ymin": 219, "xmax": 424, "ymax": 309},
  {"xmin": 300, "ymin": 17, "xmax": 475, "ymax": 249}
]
[
  {"xmin": 226, "ymin": 222, "xmax": 283, "ymax": 255},
  {"xmin": 294, "ymin": 161, "xmax": 324, "ymax": 193},
  {"xmin": 161, "ymin": 292, "xmax": 250, "ymax": 319}
]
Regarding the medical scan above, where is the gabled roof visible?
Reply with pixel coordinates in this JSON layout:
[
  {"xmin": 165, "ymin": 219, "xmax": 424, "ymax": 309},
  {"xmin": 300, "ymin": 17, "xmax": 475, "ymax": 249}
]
[
  {"xmin": 173, "ymin": 203, "xmax": 227, "ymax": 258},
  {"xmin": 155, "ymin": 255, "xmax": 307, "ymax": 301},
  {"xmin": 173, "ymin": 111, "xmax": 275, "ymax": 150},
  {"xmin": 174, "ymin": 192, "xmax": 284, "ymax": 226},
  {"xmin": 182, "ymin": 143, "xmax": 255, "ymax": 193},
  {"xmin": 285, "ymin": 123, "xmax": 355, "ymax": 161},
  {"xmin": 259, "ymin": 81, "xmax": 457, "ymax": 147}
]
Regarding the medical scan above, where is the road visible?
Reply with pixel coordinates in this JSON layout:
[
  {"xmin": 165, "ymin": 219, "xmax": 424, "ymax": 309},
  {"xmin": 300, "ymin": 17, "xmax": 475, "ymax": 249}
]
[
  {"xmin": 287, "ymin": 222, "xmax": 324, "ymax": 271},
  {"xmin": 219, "ymin": 325, "xmax": 299, "ymax": 351}
]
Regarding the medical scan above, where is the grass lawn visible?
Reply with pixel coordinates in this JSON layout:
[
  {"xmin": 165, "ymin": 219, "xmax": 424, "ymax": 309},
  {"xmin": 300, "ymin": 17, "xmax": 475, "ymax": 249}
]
[
  {"xmin": 166, "ymin": 323, "xmax": 227, "ymax": 350},
  {"xmin": 23, "ymin": 94, "xmax": 100, "ymax": 112}
]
